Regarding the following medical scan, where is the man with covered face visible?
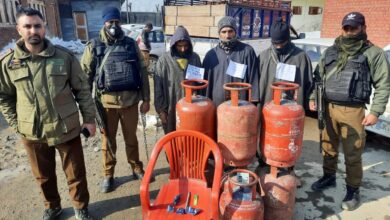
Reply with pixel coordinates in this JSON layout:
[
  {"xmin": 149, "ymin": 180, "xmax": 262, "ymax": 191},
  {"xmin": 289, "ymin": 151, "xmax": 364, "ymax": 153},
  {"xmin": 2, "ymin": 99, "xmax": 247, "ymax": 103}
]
[
  {"xmin": 154, "ymin": 26, "xmax": 202, "ymax": 134},
  {"xmin": 81, "ymin": 6, "xmax": 150, "ymax": 193},
  {"xmin": 203, "ymin": 16, "xmax": 259, "ymax": 106},
  {"xmin": 309, "ymin": 12, "xmax": 390, "ymax": 211},
  {"xmin": 258, "ymin": 17, "xmax": 313, "ymax": 109}
]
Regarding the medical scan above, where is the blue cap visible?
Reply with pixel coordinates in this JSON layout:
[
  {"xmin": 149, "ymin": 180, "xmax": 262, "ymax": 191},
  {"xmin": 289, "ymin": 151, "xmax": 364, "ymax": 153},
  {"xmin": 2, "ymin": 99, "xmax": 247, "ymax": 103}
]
[{"xmin": 102, "ymin": 7, "xmax": 120, "ymax": 23}]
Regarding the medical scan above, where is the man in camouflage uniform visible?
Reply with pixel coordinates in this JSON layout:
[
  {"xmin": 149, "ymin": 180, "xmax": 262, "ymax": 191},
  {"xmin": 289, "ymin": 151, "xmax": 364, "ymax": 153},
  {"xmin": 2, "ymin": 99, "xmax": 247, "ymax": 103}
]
[{"xmin": 0, "ymin": 7, "xmax": 95, "ymax": 220}]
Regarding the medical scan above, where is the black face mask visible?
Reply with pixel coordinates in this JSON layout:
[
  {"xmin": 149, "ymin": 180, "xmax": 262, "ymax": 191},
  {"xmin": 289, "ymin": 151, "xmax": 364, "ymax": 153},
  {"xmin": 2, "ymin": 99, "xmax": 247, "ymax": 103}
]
[
  {"xmin": 273, "ymin": 41, "xmax": 292, "ymax": 55},
  {"xmin": 341, "ymin": 31, "xmax": 367, "ymax": 45},
  {"xmin": 106, "ymin": 24, "xmax": 121, "ymax": 38}
]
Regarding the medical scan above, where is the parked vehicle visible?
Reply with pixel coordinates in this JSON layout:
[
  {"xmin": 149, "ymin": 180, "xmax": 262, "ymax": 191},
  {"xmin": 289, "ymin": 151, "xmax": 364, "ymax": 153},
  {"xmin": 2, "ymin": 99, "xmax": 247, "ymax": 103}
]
[
  {"xmin": 292, "ymin": 38, "xmax": 335, "ymax": 69},
  {"xmin": 125, "ymin": 26, "xmax": 165, "ymax": 74},
  {"xmin": 164, "ymin": 1, "xmax": 292, "ymax": 40},
  {"xmin": 121, "ymin": 24, "xmax": 145, "ymax": 35},
  {"xmin": 384, "ymin": 44, "xmax": 390, "ymax": 63},
  {"xmin": 367, "ymin": 44, "xmax": 390, "ymax": 138}
]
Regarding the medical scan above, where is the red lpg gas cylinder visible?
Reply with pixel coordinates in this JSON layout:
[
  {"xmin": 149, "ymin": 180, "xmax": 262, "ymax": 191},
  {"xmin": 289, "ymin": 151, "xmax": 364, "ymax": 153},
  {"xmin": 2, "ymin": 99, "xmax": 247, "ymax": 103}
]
[
  {"xmin": 260, "ymin": 166, "xmax": 297, "ymax": 220},
  {"xmin": 176, "ymin": 79, "xmax": 216, "ymax": 139},
  {"xmin": 220, "ymin": 169, "xmax": 264, "ymax": 220},
  {"xmin": 217, "ymin": 83, "xmax": 259, "ymax": 167},
  {"xmin": 261, "ymin": 82, "xmax": 305, "ymax": 167}
]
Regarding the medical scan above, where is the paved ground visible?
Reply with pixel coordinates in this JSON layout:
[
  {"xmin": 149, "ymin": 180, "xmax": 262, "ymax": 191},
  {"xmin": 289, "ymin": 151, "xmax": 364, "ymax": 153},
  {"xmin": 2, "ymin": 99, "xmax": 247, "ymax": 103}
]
[{"xmin": 1, "ymin": 111, "xmax": 389, "ymax": 220}]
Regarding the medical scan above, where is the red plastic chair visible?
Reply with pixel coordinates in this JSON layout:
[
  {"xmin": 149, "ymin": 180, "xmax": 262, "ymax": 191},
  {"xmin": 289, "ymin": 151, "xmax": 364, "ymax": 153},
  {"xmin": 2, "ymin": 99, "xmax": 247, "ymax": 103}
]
[{"xmin": 140, "ymin": 130, "xmax": 223, "ymax": 220}]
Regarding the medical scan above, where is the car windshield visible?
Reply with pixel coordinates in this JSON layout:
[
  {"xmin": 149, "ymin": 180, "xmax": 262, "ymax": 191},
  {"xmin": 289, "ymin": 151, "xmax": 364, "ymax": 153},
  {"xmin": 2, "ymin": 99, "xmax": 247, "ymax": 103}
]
[
  {"xmin": 295, "ymin": 43, "xmax": 329, "ymax": 62},
  {"xmin": 148, "ymin": 30, "xmax": 164, "ymax": 43},
  {"xmin": 131, "ymin": 30, "xmax": 164, "ymax": 43}
]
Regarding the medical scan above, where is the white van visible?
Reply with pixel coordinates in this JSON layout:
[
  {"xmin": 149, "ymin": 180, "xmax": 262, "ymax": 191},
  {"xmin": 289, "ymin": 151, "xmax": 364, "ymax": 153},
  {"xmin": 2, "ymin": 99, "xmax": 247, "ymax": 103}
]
[{"xmin": 365, "ymin": 44, "xmax": 390, "ymax": 138}]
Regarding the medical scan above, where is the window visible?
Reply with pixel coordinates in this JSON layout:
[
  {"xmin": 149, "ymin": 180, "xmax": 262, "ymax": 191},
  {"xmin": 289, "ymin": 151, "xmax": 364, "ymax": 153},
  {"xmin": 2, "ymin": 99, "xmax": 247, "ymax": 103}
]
[
  {"xmin": 155, "ymin": 31, "xmax": 164, "ymax": 43},
  {"xmin": 73, "ymin": 12, "xmax": 88, "ymax": 42},
  {"xmin": 292, "ymin": 6, "xmax": 302, "ymax": 15},
  {"xmin": 309, "ymin": 6, "xmax": 323, "ymax": 15},
  {"xmin": 28, "ymin": 0, "xmax": 46, "ymax": 20},
  {"xmin": 0, "ymin": 0, "xmax": 20, "ymax": 25}
]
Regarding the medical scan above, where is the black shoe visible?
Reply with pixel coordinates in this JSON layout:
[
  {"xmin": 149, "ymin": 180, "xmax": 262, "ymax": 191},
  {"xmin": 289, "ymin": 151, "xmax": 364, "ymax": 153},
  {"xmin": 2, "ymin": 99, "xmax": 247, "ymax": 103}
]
[
  {"xmin": 133, "ymin": 170, "xmax": 145, "ymax": 180},
  {"xmin": 311, "ymin": 173, "xmax": 336, "ymax": 192},
  {"xmin": 43, "ymin": 206, "xmax": 62, "ymax": 220},
  {"xmin": 100, "ymin": 177, "xmax": 114, "ymax": 193},
  {"xmin": 341, "ymin": 186, "xmax": 360, "ymax": 211},
  {"xmin": 74, "ymin": 207, "xmax": 94, "ymax": 220}
]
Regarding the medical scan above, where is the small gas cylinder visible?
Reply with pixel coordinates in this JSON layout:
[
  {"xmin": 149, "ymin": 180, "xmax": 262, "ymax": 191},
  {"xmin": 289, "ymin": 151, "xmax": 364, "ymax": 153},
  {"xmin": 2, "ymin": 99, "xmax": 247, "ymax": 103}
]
[
  {"xmin": 260, "ymin": 166, "xmax": 297, "ymax": 220},
  {"xmin": 220, "ymin": 169, "xmax": 264, "ymax": 220}
]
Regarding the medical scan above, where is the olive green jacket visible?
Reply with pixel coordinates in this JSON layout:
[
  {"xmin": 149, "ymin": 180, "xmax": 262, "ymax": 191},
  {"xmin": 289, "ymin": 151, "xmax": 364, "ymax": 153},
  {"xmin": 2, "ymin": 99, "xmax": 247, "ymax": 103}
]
[
  {"xmin": 311, "ymin": 44, "xmax": 390, "ymax": 117},
  {"xmin": 80, "ymin": 28, "xmax": 150, "ymax": 108},
  {"xmin": 0, "ymin": 39, "xmax": 95, "ymax": 146}
]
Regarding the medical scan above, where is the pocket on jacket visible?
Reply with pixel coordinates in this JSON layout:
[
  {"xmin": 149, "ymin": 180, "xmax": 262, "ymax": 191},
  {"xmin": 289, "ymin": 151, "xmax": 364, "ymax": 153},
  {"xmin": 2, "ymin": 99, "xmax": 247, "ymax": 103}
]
[
  {"xmin": 11, "ymin": 69, "xmax": 29, "ymax": 82},
  {"xmin": 56, "ymin": 101, "xmax": 80, "ymax": 133},
  {"xmin": 47, "ymin": 65, "xmax": 68, "ymax": 86},
  {"xmin": 16, "ymin": 105, "xmax": 36, "ymax": 136}
]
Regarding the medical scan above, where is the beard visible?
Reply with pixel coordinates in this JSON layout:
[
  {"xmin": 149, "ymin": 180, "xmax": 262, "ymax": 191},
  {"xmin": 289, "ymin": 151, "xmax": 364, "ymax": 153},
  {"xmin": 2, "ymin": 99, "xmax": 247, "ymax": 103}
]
[{"xmin": 27, "ymin": 35, "xmax": 42, "ymax": 45}]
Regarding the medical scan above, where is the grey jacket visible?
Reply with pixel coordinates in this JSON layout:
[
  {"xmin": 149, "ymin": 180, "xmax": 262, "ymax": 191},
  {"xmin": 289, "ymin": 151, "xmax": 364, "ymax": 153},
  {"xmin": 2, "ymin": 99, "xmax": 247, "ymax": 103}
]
[
  {"xmin": 259, "ymin": 43, "xmax": 313, "ymax": 109},
  {"xmin": 154, "ymin": 27, "xmax": 202, "ymax": 133}
]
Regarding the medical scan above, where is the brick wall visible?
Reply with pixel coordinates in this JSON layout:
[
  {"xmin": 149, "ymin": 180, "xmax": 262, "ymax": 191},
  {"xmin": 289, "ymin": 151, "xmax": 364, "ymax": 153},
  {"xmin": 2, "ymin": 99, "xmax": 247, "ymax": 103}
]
[{"xmin": 321, "ymin": 0, "xmax": 390, "ymax": 48}]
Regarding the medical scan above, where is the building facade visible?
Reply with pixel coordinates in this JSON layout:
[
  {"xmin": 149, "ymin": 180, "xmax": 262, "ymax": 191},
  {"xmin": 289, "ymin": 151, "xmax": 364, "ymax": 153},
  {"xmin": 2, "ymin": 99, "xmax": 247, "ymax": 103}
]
[
  {"xmin": 58, "ymin": 0, "xmax": 121, "ymax": 41},
  {"xmin": 290, "ymin": 0, "xmax": 324, "ymax": 33}
]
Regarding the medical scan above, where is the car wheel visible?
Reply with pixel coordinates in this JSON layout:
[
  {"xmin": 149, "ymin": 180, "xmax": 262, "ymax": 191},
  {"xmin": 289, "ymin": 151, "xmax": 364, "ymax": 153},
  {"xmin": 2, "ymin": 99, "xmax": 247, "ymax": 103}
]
[{"xmin": 148, "ymin": 56, "xmax": 158, "ymax": 76}]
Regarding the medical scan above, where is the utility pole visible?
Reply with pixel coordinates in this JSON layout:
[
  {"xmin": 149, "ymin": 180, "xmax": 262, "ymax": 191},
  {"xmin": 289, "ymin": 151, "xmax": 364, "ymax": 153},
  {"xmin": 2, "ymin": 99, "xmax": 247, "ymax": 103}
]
[{"xmin": 126, "ymin": 0, "xmax": 129, "ymax": 23}]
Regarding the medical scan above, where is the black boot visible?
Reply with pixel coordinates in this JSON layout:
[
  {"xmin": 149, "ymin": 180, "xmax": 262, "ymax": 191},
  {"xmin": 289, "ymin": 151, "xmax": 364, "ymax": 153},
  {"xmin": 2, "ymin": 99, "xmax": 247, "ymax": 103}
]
[
  {"xmin": 341, "ymin": 185, "xmax": 360, "ymax": 211},
  {"xmin": 43, "ymin": 206, "xmax": 62, "ymax": 220},
  {"xmin": 311, "ymin": 173, "xmax": 336, "ymax": 192},
  {"xmin": 100, "ymin": 177, "xmax": 114, "ymax": 193}
]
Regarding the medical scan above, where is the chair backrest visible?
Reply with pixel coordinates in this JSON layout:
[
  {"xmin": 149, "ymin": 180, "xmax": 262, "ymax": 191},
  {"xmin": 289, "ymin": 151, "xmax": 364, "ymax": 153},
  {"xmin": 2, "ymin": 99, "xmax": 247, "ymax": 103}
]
[
  {"xmin": 157, "ymin": 130, "xmax": 220, "ymax": 181},
  {"xmin": 141, "ymin": 130, "xmax": 223, "ymax": 219}
]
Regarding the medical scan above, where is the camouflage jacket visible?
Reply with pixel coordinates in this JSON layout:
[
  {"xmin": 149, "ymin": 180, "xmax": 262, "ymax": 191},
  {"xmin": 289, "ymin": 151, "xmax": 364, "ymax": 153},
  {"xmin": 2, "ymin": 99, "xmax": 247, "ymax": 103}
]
[{"xmin": 0, "ymin": 39, "xmax": 95, "ymax": 146}]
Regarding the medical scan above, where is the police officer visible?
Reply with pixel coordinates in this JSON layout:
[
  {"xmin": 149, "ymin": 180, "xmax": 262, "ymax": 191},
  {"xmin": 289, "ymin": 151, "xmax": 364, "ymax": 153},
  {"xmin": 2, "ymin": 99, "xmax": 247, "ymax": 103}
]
[
  {"xmin": 309, "ymin": 12, "xmax": 390, "ymax": 211},
  {"xmin": 0, "ymin": 7, "xmax": 95, "ymax": 220},
  {"xmin": 81, "ymin": 7, "xmax": 150, "ymax": 193}
]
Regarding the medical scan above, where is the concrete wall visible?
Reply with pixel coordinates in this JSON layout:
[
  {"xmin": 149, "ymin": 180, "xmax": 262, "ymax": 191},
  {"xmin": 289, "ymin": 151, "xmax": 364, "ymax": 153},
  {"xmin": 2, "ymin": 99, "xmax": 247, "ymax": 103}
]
[
  {"xmin": 290, "ymin": 0, "xmax": 324, "ymax": 32},
  {"xmin": 321, "ymin": 0, "xmax": 390, "ymax": 48}
]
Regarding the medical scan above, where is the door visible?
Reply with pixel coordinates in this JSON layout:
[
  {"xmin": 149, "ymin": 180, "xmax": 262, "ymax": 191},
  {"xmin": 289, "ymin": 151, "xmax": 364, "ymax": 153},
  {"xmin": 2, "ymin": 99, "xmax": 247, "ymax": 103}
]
[{"xmin": 73, "ymin": 11, "xmax": 88, "ymax": 42}]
